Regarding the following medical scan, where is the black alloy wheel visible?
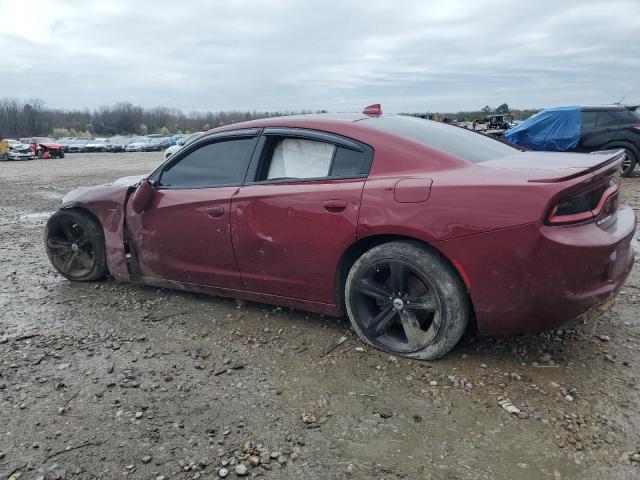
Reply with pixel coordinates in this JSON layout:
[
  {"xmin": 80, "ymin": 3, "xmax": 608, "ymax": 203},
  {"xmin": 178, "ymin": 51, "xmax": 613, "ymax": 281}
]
[
  {"xmin": 45, "ymin": 210, "xmax": 108, "ymax": 281},
  {"xmin": 350, "ymin": 259, "xmax": 443, "ymax": 353},
  {"xmin": 346, "ymin": 241, "xmax": 469, "ymax": 360}
]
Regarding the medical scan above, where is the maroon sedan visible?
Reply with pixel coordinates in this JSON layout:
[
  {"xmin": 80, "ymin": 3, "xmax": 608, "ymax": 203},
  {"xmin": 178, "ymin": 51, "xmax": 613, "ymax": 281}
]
[{"xmin": 45, "ymin": 106, "xmax": 636, "ymax": 359}]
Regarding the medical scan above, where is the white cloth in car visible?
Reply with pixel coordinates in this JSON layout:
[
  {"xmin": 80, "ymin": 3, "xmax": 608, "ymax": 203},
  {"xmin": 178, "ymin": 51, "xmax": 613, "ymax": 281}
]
[{"xmin": 267, "ymin": 138, "xmax": 335, "ymax": 179}]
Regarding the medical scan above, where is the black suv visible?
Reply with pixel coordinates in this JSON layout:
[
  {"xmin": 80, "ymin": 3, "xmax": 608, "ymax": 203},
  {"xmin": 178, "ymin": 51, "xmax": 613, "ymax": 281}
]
[{"xmin": 574, "ymin": 105, "xmax": 640, "ymax": 176}]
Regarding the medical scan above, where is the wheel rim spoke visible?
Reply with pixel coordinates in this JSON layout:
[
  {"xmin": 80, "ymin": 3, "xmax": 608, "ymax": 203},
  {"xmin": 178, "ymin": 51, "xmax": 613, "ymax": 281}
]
[
  {"xmin": 405, "ymin": 293, "xmax": 437, "ymax": 311},
  {"xmin": 367, "ymin": 306, "xmax": 397, "ymax": 337},
  {"xmin": 77, "ymin": 251, "xmax": 94, "ymax": 269},
  {"xmin": 76, "ymin": 233, "xmax": 91, "ymax": 248},
  {"xmin": 61, "ymin": 221, "xmax": 77, "ymax": 241},
  {"xmin": 356, "ymin": 277, "xmax": 392, "ymax": 302},
  {"xmin": 389, "ymin": 261, "xmax": 407, "ymax": 295},
  {"xmin": 62, "ymin": 252, "xmax": 78, "ymax": 272},
  {"xmin": 47, "ymin": 237, "xmax": 72, "ymax": 251},
  {"xmin": 399, "ymin": 310, "xmax": 427, "ymax": 350}
]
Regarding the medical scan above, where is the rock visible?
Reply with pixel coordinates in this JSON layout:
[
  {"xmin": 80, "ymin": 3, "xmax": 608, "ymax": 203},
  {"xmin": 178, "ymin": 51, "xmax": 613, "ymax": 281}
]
[
  {"xmin": 565, "ymin": 395, "xmax": 575, "ymax": 402},
  {"xmin": 163, "ymin": 373, "xmax": 174, "ymax": 382},
  {"xmin": 604, "ymin": 354, "xmax": 615, "ymax": 363},
  {"xmin": 480, "ymin": 363, "xmax": 487, "ymax": 369},
  {"xmin": 235, "ymin": 464, "xmax": 248, "ymax": 476},
  {"xmin": 58, "ymin": 362, "xmax": 71, "ymax": 370},
  {"xmin": 498, "ymin": 399, "xmax": 521, "ymax": 414},
  {"xmin": 156, "ymin": 476, "xmax": 165, "ymax": 480},
  {"xmin": 248, "ymin": 455, "xmax": 260, "ymax": 467},
  {"xmin": 538, "ymin": 353, "xmax": 551, "ymax": 364},
  {"xmin": 631, "ymin": 453, "xmax": 640, "ymax": 463},
  {"xmin": 135, "ymin": 411, "xmax": 143, "ymax": 419},
  {"xmin": 107, "ymin": 362, "xmax": 115, "ymax": 374},
  {"xmin": 142, "ymin": 455, "xmax": 152, "ymax": 464},
  {"xmin": 429, "ymin": 380, "xmax": 438, "ymax": 386},
  {"xmin": 218, "ymin": 467, "xmax": 229, "ymax": 478},
  {"xmin": 373, "ymin": 408, "xmax": 393, "ymax": 419},
  {"xmin": 597, "ymin": 334, "xmax": 610, "ymax": 342},
  {"xmin": 301, "ymin": 412, "xmax": 317, "ymax": 424},
  {"xmin": 0, "ymin": 335, "xmax": 8, "ymax": 344}
]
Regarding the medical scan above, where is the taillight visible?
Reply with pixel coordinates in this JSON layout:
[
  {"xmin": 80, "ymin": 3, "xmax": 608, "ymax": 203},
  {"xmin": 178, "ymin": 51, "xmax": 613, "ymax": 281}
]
[{"xmin": 547, "ymin": 181, "xmax": 619, "ymax": 225}]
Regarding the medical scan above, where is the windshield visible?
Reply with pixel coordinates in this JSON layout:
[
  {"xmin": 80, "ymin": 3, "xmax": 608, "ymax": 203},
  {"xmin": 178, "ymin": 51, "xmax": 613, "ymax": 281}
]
[{"xmin": 363, "ymin": 115, "xmax": 518, "ymax": 163}]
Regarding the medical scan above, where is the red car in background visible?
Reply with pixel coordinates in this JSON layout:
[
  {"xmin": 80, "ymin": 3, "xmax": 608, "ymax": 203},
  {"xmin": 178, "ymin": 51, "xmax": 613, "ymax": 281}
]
[
  {"xmin": 44, "ymin": 106, "xmax": 636, "ymax": 360},
  {"xmin": 20, "ymin": 137, "xmax": 65, "ymax": 158}
]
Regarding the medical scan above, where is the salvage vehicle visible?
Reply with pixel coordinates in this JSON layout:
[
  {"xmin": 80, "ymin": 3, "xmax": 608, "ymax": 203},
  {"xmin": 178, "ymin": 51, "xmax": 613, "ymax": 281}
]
[
  {"xmin": 86, "ymin": 138, "xmax": 107, "ymax": 152},
  {"xmin": 19, "ymin": 137, "xmax": 65, "ymax": 157},
  {"xmin": 143, "ymin": 136, "xmax": 170, "ymax": 152},
  {"xmin": 7, "ymin": 139, "xmax": 35, "ymax": 159},
  {"xmin": 505, "ymin": 105, "xmax": 640, "ymax": 177},
  {"xmin": 66, "ymin": 139, "xmax": 92, "ymax": 153},
  {"xmin": 103, "ymin": 137, "xmax": 132, "ymax": 152},
  {"xmin": 44, "ymin": 105, "xmax": 636, "ymax": 360},
  {"xmin": 37, "ymin": 143, "xmax": 65, "ymax": 159},
  {"xmin": 125, "ymin": 137, "xmax": 152, "ymax": 152}
]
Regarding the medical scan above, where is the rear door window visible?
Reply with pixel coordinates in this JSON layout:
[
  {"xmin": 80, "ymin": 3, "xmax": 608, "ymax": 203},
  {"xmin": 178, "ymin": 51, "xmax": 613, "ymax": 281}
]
[
  {"xmin": 596, "ymin": 111, "xmax": 620, "ymax": 127},
  {"xmin": 581, "ymin": 111, "xmax": 598, "ymax": 128},
  {"xmin": 256, "ymin": 136, "xmax": 368, "ymax": 181}
]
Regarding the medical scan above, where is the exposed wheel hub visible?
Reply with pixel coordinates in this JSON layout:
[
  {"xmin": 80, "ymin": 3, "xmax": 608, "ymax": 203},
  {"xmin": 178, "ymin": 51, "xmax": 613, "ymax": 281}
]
[
  {"xmin": 392, "ymin": 298, "xmax": 404, "ymax": 310},
  {"xmin": 71, "ymin": 243, "xmax": 79, "ymax": 251}
]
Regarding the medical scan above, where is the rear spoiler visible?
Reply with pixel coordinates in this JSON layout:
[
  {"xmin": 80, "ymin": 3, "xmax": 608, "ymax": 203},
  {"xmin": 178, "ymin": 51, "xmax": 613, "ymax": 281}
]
[{"xmin": 529, "ymin": 149, "xmax": 623, "ymax": 183}]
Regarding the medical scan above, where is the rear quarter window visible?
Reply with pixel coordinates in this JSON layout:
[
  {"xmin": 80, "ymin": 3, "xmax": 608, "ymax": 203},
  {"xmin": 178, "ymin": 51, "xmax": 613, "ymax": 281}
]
[{"xmin": 364, "ymin": 115, "xmax": 517, "ymax": 163}]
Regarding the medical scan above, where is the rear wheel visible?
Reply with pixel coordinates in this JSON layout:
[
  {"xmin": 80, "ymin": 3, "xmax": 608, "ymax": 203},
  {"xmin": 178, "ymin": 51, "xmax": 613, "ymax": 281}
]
[
  {"xmin": 45, "ymin": 210, "xmax": 108, "ymax": 281},
  {"xmin": 621, "ymin": 148, "xmax": 637, "ymax": 177},
  {"xmin": 345, "ymin": 241, "xmax": 469, "ymax": 360}
]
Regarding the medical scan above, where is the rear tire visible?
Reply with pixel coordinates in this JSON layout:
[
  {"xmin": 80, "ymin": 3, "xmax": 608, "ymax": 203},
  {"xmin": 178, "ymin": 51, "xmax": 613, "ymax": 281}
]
[
  {"xmin": 345, "ymin": 241, "xmax": 469, "ymax": 360},
  {"xmin": 621, "ymin": 148, "xmax": 637, "ymax": 177},
  {"xmin": 45, "ymin": 209, "xmax": 108, "ymax": 282}
]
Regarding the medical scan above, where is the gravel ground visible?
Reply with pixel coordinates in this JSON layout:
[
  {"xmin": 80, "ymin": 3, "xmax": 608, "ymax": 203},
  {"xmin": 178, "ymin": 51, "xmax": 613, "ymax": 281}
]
[{"xmin": 1, "ymin": 152, "xmax": 639, "ymax": 480}]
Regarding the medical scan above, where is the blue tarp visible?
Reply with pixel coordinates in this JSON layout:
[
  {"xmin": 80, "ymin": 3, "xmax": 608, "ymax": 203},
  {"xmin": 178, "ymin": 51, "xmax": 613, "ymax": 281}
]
[{"xmin": 504, "ymin": 106, "xmax": 581, "ymax": 151}]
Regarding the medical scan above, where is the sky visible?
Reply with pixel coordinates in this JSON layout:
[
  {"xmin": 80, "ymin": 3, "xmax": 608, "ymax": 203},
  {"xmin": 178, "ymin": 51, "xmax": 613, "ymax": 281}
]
[{"xmin": 1, "ymin": 0, "xmax": 639, "ymax": 113}]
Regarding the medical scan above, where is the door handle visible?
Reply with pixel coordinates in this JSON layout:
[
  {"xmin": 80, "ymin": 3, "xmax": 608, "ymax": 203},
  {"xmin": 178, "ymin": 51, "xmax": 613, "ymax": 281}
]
[
  {"xmin": 322, "ymin": 199, "xmax": 348, "ymax": 213},
  {"xmin": 206, "ymin": 206, "xmax": 225, "ymax": 218}
]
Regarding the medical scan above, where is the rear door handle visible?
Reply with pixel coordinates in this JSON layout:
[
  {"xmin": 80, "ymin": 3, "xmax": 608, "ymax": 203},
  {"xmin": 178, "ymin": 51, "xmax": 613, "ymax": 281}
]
[
  {"xmin": 322, "ymin": 199, "xmax": 348, "ymax": 213},
  {"xmin": 206, "ymin": 206, "xmax": 225, "ymax": 218}
]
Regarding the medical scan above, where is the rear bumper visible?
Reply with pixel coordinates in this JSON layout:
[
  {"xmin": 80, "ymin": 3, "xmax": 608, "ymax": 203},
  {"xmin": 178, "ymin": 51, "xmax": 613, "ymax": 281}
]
[{"xmin": 436, "ymin": 205, "xmax": 636, "ymax": 336}]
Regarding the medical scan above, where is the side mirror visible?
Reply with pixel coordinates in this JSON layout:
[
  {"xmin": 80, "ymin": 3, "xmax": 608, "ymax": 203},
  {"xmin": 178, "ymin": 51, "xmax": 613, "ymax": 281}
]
[{"xmin": 130, "ymin": 179, "xmax": 155, "ymax": 214}]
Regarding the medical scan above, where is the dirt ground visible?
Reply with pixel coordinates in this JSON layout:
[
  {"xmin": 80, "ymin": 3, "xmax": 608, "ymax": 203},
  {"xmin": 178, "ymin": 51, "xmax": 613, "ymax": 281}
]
[{"xmin": 1, "ymin": 152, "xmax": 639, "ymax": 480}]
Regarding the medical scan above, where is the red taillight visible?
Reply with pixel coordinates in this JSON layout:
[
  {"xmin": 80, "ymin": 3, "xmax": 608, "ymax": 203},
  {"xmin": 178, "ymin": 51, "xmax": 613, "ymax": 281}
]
[{"xmin": 547, "ymin": 182, "xmax": 619, "ymax": 225}]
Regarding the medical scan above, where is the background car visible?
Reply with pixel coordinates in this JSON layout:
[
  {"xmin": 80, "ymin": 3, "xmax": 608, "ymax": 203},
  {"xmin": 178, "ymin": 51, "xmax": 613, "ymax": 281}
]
[
  {"xmin": 44, "ymin": 108, "xmax": 635, "ymax": 361},
  {"xmin": 164, "ymin": 132, "xmax": 203, "ymax": 159},
  {"xmin": 86, "ymin": 138, "xmax": 107, "ymax": 152},
  {"xmin": 143, "ymin": 136, "xmax": 169, "ymax": 151},
  {"xmin": 125, "ymin": 137, "xmax": 152, "ymax": 152},
  {"xmin": 66, "ymin": 139, "xmax": 93, "ymax": 153},
  {"xmin": 505, "ymin": 104, "xmax": 640, "ymax": 176},
  {"xmin": 103, "ymin": 137, "xmax": 132, "ymax": 152},
  {"xmin": 7, "ymin": 139, "xmax": 35, "ymax": 159}
]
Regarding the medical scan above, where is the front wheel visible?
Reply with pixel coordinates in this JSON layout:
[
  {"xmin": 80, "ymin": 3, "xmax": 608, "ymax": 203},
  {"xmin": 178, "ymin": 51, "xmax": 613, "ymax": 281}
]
[
  {"xmin": 45, "ymin": 209, "xmax": 108, "ymax": 281},
  {"xmin": 345, "ymin": 241, "xmax": 469, "ymax": 360},
  {"xmin": 621, "ymin": 148, "xmax": 637, "ymax": 177}
]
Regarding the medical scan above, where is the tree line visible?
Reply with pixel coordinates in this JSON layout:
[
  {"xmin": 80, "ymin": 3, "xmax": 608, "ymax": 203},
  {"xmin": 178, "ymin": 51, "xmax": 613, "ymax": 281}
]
[
  {"xmin": 0, "ymin": 97, "xmax": 539, "ymax": 138},
  {"xmin": 0, "ymin": 98, "xmax": 327, "ymax": 138}
]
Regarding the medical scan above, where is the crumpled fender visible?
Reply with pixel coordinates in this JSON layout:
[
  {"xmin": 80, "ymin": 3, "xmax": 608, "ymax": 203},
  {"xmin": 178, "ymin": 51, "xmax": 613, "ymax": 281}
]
[{"xmin": 59, "ymin": 175, "xmax": 144, "ymax": 281}]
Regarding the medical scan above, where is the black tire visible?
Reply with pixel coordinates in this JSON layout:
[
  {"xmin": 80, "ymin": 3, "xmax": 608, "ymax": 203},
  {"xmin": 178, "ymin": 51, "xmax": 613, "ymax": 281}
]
[
  {"xmin": 59, "ymin": 150, "xmax": 65, "ymax": 158},
  {"xmin": 45, "ymin": 209, "xmax": 108, "ymax": 282},
  {"xmin": 345, "ymin": 241, "xmax": 469, "ymax": 360},
  {"xmin": 621, "ymin": 148, "xmax": 637, "ymax": 177}
]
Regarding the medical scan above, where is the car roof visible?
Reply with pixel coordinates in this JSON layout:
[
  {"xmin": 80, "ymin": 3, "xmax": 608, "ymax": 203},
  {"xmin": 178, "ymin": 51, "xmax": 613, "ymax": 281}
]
[{"xmin": 580, "ymin": 104, "xmax": 639, "ymax": 111}]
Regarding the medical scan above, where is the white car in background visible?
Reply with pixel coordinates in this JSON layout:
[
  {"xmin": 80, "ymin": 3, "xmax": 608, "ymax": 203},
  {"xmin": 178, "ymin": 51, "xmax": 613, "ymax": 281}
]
[
  {"xmin": 163, "ymin": 132, "xmax": 204, "ymax": 159},
  {"xmin": 86, "ymin": 138, "xmax": 107, "ymax": 152},
  {"xmin": 7, "ymin": 139, "xmax": 35, "ymax": 159},
  {"xmin": 125, "ymin": 137, "xmax": 152, "ymax": 152}
]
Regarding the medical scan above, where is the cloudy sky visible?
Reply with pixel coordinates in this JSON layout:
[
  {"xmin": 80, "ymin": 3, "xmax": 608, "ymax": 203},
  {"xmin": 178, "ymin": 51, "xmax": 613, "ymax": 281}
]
[{"xmin": 1, "ymin": 0, "xmax": 639, "ymax": 113}]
